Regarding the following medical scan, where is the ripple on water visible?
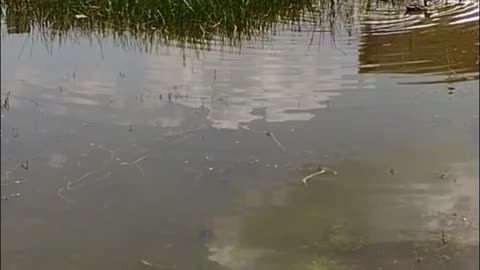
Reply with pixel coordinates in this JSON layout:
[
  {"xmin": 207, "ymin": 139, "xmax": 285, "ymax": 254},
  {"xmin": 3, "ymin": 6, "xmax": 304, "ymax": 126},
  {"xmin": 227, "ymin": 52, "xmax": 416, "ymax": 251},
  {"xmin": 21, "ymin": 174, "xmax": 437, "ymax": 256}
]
[{"xmin": 359, "ymin": 0, "xmax": 479, "ymax": 80}]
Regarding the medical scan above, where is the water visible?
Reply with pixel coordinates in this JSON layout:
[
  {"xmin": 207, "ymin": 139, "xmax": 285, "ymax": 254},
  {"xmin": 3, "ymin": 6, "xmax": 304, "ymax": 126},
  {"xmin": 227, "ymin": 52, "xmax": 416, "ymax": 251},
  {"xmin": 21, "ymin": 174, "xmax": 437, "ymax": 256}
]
[{"xmin": 1, "ymin": 1, "xmax": 478, "ymax": 269}]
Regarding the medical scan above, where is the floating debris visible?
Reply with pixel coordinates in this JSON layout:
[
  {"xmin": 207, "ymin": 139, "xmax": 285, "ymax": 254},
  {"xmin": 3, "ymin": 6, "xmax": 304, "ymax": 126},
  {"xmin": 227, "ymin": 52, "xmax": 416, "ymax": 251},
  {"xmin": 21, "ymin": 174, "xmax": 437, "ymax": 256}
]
[
  {"xmin": 2, "ymin": 196, "xmax": 7, "ymax": 200},
  {"xmin": 441, "ymin": 230, "xmax": 447, "ymax": 245},
  {"xmin": 2, "ymin": 91, "xmax": 11, "ymax": 110},
  {"xmin": 447, "ymin": 86, "xmax": 455, "ymax": 90},
  {"xmin": 57, "ymin": 171, "xmax": 97, "ymax": 202},
  {"xmin": 119, "ymin": 72, "xmax": 126, "ymax": 78},
  {"xmin": 440, "ymin": 172, "xmax": 448, "ymax": 179},
  {"xmin": 119, "ymin": 155, "xmax": 148, "ymax": 176},
  {"xmin": 302, "ymin": 169, "xmax": 326, "ymax": 186},
  {"xmin": 21, "ymin": 160, "xmax": 29, "ymax": 170},
  {"xmin": 238, "ymin": 125, "xmax": 250, "ymax": 131},
  {"xmin": 390, "ymin": 169, "xmax": 395, "ymax": 175},
  {"xmin": 66, "ymin": 171, "xmax": 97, "ymax": 191},
  {"xmin": 132, "ymin": 155, "xmax": 148, "ymax": 164},
  {"xmin": 265, "ymin": 132, "xmax": 286, "ymax": 152},
  {"xmin": 138, "ymin": 259, "xmax": 153, "ymax": 267},
  {"xmin": 301, "ymin": 166, "xmax": 337, "ymax": 186}
]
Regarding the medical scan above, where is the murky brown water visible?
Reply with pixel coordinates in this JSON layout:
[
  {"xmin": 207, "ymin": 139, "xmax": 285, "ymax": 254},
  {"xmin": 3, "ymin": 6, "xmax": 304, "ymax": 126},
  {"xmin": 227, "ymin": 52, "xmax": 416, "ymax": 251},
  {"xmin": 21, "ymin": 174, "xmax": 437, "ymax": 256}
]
[{"xmin": 1, "ymin": 1, "xmax": 478, "ymax": 270}]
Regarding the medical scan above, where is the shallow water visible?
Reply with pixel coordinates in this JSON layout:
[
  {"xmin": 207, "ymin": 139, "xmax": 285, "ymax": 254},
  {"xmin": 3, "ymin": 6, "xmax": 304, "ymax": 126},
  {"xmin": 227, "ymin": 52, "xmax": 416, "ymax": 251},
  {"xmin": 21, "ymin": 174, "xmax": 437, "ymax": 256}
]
[{"xmin": 1, "ymin": 1, "xmax": 478, "ymax": 270}]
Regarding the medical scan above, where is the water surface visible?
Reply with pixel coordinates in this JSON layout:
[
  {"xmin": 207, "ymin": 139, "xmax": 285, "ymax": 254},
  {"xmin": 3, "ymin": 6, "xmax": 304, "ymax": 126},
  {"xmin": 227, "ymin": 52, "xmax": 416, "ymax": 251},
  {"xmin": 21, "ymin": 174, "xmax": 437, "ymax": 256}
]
[{"xmin": 1, "ymin": 1, "xmax": 478, "ymax": 269}]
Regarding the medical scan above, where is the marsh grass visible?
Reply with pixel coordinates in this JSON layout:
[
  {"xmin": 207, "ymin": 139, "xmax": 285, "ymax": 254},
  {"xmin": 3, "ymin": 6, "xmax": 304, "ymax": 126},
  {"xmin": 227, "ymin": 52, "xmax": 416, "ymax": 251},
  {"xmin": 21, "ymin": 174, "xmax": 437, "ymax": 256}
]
[{"xmin": 0, "ymin": 0, "xmax": 358, "ymax": 49}]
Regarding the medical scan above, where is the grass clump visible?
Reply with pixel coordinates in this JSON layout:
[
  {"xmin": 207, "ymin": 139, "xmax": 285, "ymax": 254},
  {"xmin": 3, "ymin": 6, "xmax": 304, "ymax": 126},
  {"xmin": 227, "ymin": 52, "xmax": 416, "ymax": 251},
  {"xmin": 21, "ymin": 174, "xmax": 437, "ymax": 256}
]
[{"xmin": 1, "ymin": 0, "xmax": 333, "ymax": 44}]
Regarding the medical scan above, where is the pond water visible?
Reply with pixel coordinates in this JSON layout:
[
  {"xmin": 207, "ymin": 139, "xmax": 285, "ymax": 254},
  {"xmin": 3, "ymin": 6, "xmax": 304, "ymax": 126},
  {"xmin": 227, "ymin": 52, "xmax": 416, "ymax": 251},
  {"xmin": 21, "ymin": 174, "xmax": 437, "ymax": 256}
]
[{"xmin": 1, "ymin": 1, "xmax": 479, "ymax": 270}]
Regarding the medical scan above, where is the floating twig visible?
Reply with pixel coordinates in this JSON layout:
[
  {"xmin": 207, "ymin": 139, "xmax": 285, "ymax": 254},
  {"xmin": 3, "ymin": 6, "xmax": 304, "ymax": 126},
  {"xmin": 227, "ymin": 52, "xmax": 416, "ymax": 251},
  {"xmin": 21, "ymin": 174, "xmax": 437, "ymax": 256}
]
[
  {"xmin": 57, "ymin": 186, "xmax": 70, "ymax": 202},
  {"xmin": 301, "ymin": 166, "xmax": 337, "ymax": 186},
  {"xmin": 135, "ymin": 164, "xmax": 145, "ymax": 176},
  {"xmin": 138, "ymin": 259, "xmax": 153, "ymax": 267},
  {"xmin": 120, "ymin": 155, "xmax": 148, "ymax": 176},
  {"xmin": 265, "ymin": 132, "xmax": 286, "ymax": 152},
  {"xmin": 132, "ymin": 155, "xmax": 148, "ymax": 164},
  {"xmin": 302, "ymin": 169, "xmax": 327, "ymax": 185},
  {"xmin": 66, "ymin": 171, "xmax": 97, "ymax": 191},
  {"xmin": 58, "ymin": 171, "xmax": 97, "ymax": 202}
]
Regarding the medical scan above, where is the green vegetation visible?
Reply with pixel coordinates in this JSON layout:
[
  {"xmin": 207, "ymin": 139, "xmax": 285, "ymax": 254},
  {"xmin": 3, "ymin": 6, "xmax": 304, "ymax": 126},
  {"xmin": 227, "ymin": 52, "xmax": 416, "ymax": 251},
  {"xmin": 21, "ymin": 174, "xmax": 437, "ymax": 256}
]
[{"xmin": 1, "ymin": 0, "xmax": 348, "ymax": 46}]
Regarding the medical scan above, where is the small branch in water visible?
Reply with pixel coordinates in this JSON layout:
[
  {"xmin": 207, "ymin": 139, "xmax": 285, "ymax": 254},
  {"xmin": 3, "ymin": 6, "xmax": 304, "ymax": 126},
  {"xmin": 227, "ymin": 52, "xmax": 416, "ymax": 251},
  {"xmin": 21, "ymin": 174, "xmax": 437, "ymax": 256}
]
[
  {"xmin": 301, "ymin": 166, "xmax": 338, "ymax": 186},
  {"xmin": 120, "ymin": 155, "xmax": 148, "ymax": 176},
  {"xmin": 132, "ymin": 155, "xmax": 148, "ymax": 164},
  {"xmin": 65, "ymin": 171, "xmax": 97, "ymax": 191},
  {"xmin": 265, "ymin": 132, "xmax": 286, "ymax": 152},
  {"xmin": 57, "ymin": 186, "xmax": 70, "ymax": 202},
  {"xmin": 138, "ymin": 259, "xmax": 153, "ymax": 267},
  {"xmin": 57, "ymin": 171, "xmax": 97, "ymax": 202},
  {"xmin": 302, "ymin": 169, "xmax": 327, "ymax": 186}
]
